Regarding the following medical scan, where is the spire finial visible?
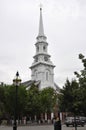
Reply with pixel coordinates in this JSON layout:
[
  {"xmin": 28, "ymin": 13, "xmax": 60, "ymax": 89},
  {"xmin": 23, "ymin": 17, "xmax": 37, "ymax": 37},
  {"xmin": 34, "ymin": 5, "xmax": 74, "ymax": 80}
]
[{"xmin": 40, "ymin": 3, "xmax": 42, "ymax": 10}]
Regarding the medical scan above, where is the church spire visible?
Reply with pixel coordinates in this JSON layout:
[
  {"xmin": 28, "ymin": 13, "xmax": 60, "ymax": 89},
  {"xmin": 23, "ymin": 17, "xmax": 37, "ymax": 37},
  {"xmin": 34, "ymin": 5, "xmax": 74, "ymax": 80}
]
[{"xmin": 38, "ymin": 6, "xmax": 45, "ymax": 37}]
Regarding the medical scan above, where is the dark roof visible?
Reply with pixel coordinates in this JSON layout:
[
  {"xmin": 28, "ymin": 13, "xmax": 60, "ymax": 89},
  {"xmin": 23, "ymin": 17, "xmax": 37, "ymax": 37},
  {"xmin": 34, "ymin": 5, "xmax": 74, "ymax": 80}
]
[
  {"xmin": 22, "ymin": 80, "xmax": 60, "ymax": 93},
  {"xmin": 54, "ymin": 82, "xmax": 61, "ymax": 92},
  {"xmin": 22, "ymin": 80, "xmax": 40, "ymax": 90}
]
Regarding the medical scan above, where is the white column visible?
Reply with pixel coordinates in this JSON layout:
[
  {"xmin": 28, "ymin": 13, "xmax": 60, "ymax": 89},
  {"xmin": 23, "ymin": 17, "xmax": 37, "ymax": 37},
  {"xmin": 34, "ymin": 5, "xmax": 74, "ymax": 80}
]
[{"xmin": 45, "ymin": 113, "xmax": 47, "ymax": 121}]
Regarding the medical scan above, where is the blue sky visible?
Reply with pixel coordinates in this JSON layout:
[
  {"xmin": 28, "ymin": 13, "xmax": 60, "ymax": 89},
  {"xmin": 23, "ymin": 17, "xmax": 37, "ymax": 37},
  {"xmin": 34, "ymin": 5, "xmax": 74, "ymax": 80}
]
[{"xmin": 0, "ymin": 0, "xmax": 86, "ymax": 87}]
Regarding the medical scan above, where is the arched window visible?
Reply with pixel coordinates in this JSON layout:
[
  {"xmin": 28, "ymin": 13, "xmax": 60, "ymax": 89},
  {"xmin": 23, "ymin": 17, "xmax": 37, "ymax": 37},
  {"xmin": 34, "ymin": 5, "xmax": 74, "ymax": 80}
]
[
  {"xmin": 35, "ymin": 57, "xmax": 38, "ymax": 62},
  {"xmin": 37, "ymin": 46, "xmax": 39, "ymax": 52},
  {"xmin": 44, "ymin": 56, "xmax": 48, "ymax": 61},
  {"xmin": 34, "ymin": 70, "xmax": 38, "ymax": 79},
  {"xmin": 35, "ymin": 71, "xmax": 38, "ymax": 78},
  {"xmin": 46, "ymin": 71, "xmax": 48, "ymax": 81},
  {"xmin": 43, "ymin": 46, "xmax": 46, "ymax": 51}
]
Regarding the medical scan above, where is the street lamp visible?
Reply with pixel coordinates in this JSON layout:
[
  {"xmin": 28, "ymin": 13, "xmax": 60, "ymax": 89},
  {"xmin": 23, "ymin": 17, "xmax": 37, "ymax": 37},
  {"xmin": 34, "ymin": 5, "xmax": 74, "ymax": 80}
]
[{"xmin": 13, "ymin": 71, "xmax": 21, "ymax": 130}]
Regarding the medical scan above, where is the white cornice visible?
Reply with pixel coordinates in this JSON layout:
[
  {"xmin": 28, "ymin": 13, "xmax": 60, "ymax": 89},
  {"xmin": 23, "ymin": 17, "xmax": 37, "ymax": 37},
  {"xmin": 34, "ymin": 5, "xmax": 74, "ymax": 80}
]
[{"xmin": 30, "ymin": 61, "xmax": 55, "ymax": 69}]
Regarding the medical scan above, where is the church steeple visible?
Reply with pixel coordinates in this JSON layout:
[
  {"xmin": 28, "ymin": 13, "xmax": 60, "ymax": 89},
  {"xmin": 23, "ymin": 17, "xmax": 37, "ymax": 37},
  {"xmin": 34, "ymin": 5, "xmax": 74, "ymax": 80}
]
[
  {"xmin": 37, "ymin": 7, "xmax": 46, "ymax": 40},
  {"xmin": 38, "ymin": 7, "xmax": 44, "ymax": 36},
  {"xmin": 30, "ymin": 7, "xmax": 55, "ymax": 89}
]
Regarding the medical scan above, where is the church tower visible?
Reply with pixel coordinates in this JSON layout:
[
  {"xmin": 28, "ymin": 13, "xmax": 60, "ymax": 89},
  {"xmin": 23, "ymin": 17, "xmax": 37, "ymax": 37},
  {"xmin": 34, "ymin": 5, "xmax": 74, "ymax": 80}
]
[{"xmin": 30, "ymin": 7, "xmax": 55, "ymax": 89}]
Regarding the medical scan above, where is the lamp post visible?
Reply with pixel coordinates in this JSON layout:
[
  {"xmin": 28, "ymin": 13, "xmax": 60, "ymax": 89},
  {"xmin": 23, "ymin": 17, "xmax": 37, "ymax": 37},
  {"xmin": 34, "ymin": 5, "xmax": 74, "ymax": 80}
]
[
  {"xmin": 54, "ymin": 98, "xmax": 61, "ymax": 130},
  {"xmin": 13, "ymin": 71, "xmax": 21, "ymax": 130}
]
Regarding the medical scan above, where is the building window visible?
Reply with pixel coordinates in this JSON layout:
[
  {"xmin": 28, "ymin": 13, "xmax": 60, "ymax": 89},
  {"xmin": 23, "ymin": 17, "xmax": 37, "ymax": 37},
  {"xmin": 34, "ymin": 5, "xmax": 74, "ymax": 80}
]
[
  {"xmin": 46, "ymin": 72, "xmax": 48, "ymax": 81},
  {"xmin": 44, "ymin": 56, "xmax": 48, "ymax": 61},
  {"xmin": 36, "ymin": 72, "xmax": 37, "ymax": 78},
  {"xmin": 35, "ymin": 57, "xmax": 38, "ymax": 62},
  {"xmin": 34, "ymin": 70, "xmax": 38, "ymax": 80},
  {"xmin": 43, "ymin": 46, "xmax": 46, "ymax": 51},
  {"xmin": 35, "ymin": 71, "xmax": 38, "ymax": 79},
  {"xmin": 37, "ymin": 46, "xmax": 39, "ymax": 52}
]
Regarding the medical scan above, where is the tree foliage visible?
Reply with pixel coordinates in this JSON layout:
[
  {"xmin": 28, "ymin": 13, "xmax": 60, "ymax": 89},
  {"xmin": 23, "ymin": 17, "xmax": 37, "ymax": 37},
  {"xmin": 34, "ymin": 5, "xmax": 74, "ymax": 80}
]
[
  {"xmin": 0, "ymin": 84, "xmax": 5, "ymax": 118},
  {"xmin": 40, "ymin": 87, "xmax": 57, "ymax": 113},
  {"xmin": 0, "ymin": 82, "xmax": 58, "ymax": 120},
  {"xmin": 26, "ymin": 83, "xmax": 41, "ymax": 118},
  {"xmin": 3, "ymin": 84, "xmax": 27, "ymax": 119},
  {"xmin": 74, "ymin": 53, "xmax": 86, "ymax": 115},
  {"xmin": 26, "ymin": 85, "xmax": 57, "ymax": 119},
  {"xmin": 59, "ymin": 79, "xmax": 81, "ymax": 115},
  {"xmin": 59, "ymin": 54, "xmax": 86, "ymax": 116}
]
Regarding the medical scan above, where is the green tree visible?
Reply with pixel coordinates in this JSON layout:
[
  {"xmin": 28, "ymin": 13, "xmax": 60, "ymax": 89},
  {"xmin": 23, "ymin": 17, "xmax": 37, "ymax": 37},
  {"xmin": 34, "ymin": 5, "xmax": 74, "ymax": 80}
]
[
  {"xmin": 58, "ymin": 54, "xmax": 86, "ymax": 116},
  {"xmin": 4, "ymin": 85, "xmax": 27, "ymax": 119},
  {"xmin": 26, "ymin": 85, "xmax": 57, "ymax": 120},
  {"xmin": 26, "ymin": 83, "xmax": 41, "ymax": 119},
  {"xmin": 74, "ymin": 54, "xmax": 86, "ymax": 115},
  {"xmin": 58, "ymin": 79, "xmax": 81, "ymax": 115},
  {"xmin": 40, "ymin": 87, "xmax": 57, "ymax": 113},
  {"xmin": 0, "ymin": 84, "xmax": 5, "ymax": 118}
]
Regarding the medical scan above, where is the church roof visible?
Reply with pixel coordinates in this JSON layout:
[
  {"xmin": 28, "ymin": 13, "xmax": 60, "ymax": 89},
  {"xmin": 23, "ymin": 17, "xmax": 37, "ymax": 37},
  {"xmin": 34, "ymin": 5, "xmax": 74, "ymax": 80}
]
[
  {"xmin": 22, "ymin": 80, "xmax": 40, "ymax": 90},
  {"xmin": 54, "ymin": 82, "xmax": 61, "ymax": 93},
  {"xmin": 22, "ymin": 80, "xmax": 60, "ymax": 93}
]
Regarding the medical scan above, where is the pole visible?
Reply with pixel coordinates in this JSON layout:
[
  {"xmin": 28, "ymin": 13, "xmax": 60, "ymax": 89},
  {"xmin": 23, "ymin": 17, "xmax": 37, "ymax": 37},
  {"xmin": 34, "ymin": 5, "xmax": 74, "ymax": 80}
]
[
  {"xmin": 74, "ymin": 116, "xmax": 77, "ymax": 130},
  {"xmin": 13, "ymin": 85, "xmax": 18, "ymax": 130}
]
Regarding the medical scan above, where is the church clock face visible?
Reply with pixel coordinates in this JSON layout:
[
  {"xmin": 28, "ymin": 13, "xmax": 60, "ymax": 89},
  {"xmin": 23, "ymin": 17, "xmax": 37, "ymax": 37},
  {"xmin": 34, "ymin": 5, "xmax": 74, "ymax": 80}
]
[{"xmin": 44, "ymin": 56, "xmax": 48, "ymax": 61}]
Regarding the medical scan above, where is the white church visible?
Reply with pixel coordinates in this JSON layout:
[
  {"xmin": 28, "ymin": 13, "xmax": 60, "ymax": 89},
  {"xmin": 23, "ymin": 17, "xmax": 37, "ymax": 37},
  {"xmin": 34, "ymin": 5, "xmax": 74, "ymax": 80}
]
[{"xmin": 23, "ymin": 7, "xmax": 60, "ymax": 92}]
